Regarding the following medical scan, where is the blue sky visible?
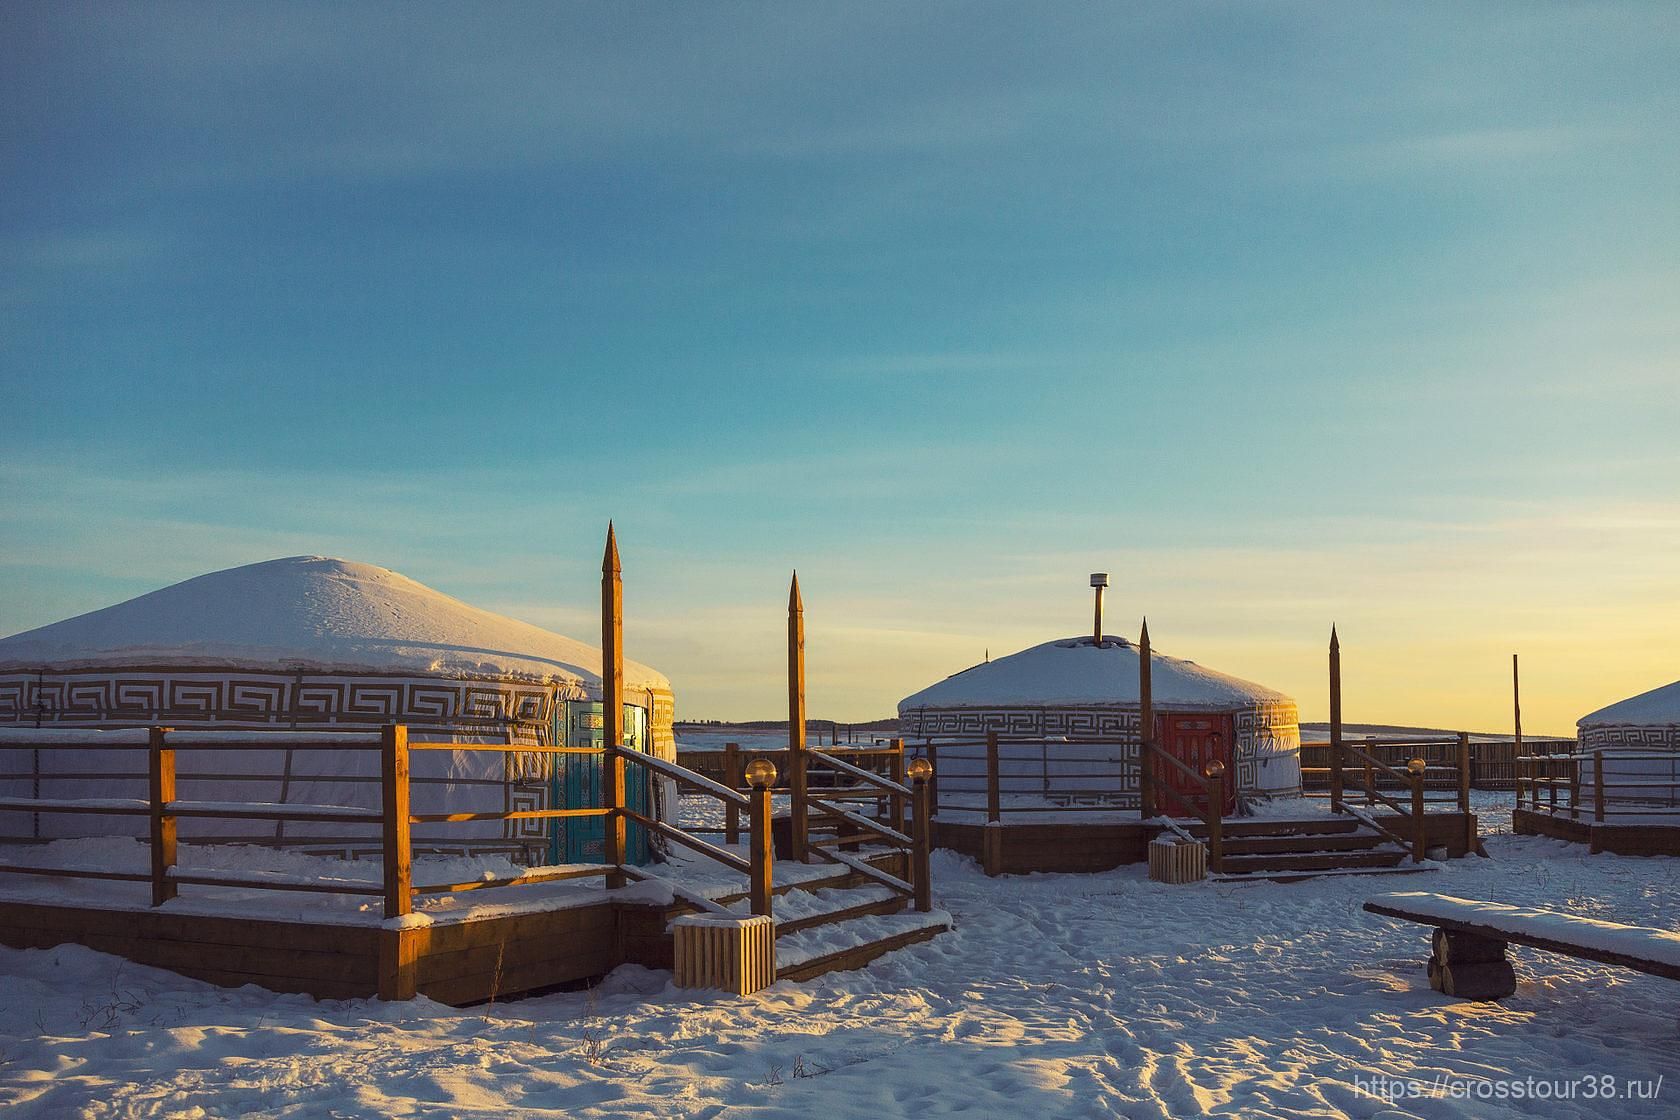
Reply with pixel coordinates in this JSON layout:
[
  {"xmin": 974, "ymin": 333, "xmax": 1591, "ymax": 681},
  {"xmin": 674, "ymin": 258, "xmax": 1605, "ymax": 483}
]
[{"xmin": 3, "ymin": 3, "xmax": 1677, "ymax": 730}]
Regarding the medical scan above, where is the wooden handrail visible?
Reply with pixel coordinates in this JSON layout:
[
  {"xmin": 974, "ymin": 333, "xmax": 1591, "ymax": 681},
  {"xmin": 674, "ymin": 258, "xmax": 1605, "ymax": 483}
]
[
  {"xmin": 612, "ymin": 745, "xmax": 750, "ymax": 808},
  {"xmin": 1340, "ymin": 802, "xmax": 1412, "ymax": 851},
  {"xmin": 1340, "ymin": 741, "xmax": 1412, "ymax": 785},
  {"xmin": 617, "ymin": 864, "xmax": 733, "ymax": 917},
  {"xmin": 808, "ymin": 797, "xmax": 915, "ymax": 846},
  {"xmin": 1138, "ymin": 738, "xmax": 1206, "ymax": 787},
  {"xmin": 620, "ymin": 808, "xmax": 751, "ymax": 874},
  {"xmin": 806, "ymin": 746, "xmax": 911, "ymax": 797},
  {"xmin": 809, "ymin": 845, "xmax": 914, "ymax": 897}
]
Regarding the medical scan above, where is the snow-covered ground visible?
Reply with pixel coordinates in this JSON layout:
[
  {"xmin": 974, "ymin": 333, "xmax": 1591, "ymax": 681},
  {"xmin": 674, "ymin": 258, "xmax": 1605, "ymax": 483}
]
[{"xmin": 2, "ymin": 792, "xmax": 1677, "ymax": 1117}]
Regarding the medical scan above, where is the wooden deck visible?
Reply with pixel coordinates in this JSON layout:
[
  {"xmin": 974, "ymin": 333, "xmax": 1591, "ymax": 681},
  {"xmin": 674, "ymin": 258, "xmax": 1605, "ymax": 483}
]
[
  {"xmin": 0, "ymin": 850, "xmax": 922, "ymax": 1005},
  {"xmin": 1513, "ymin": 807, "xmax": 1680, "ymax": 857},
  {"xmin": 934, "ymin": 811, "xmax": 1479, "ymax": 876},
  {"xmin": 0, "ymin": 892, "xmax": 634, "ymax": 1005}
]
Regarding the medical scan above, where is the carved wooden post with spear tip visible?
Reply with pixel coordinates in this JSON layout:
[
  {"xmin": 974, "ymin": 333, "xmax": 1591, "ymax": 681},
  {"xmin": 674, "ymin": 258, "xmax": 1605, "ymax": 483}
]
[
  {"xmin": 1329, "ymin": 625, "xmax": 1344, "ymax": 815},
  {"xmin": 1512, "ymin": 652, "xmax": 1524, "ymax": 810},
  {"xmin": 602, "ymin": 523, "xmax": 627, "ymax": 888},
  {"xmin": 788, "ymin": 572, "xmax": 809, "ymax": 862},
  {"xmin": 1137, "ymin": 619, "xmax": 1154, "ymax": 820}
]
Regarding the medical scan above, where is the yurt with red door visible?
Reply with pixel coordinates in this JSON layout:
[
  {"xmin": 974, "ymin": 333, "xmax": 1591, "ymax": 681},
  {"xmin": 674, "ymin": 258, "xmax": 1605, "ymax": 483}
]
[{"xmin": 898, "ymin": 633, "xmax": 1301, "ymax": 811}]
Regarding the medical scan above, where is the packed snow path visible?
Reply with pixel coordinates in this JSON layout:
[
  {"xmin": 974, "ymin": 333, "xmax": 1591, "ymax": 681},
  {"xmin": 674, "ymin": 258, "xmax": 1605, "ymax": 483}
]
[{"xmin": 2, "ymin": 800, "xmax": 1676, "ymax": 1118}]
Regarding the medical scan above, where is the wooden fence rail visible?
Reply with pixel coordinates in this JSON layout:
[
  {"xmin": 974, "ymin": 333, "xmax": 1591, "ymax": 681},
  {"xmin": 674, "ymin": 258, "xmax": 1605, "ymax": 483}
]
[
  {"xmin": 0, "ymin": 724, "xmax": 782, "ymax": 919},
  {"xmin": 1516, "ymin": 750, "xmax": 1680, "ymax": 821}
]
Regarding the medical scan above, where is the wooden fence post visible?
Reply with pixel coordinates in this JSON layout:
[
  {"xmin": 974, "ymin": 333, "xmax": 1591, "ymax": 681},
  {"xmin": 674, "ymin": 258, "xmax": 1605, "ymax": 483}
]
[
  {"xmin": 602, "ymin": 525, "xmax": 627, "ymax": 886},
  {"xmin": 889, "ymin": 739, "xmax": 906, "ymax": 833},
  {"xmin": 1594, "ymin": 751, "xmax": 1605, "ymax": 823},
  {"xmin": 925, "ymin": 740, "xmax": 938, "ymax": 815},
  {"xmin": 985, "ymin": 730, "xmax": 1001, "ymax": 824},
  {"xmin": 748, "ymin": 763, "xmax": 774, "ymax": 917},
  {"xmin": 911, "ymin": 766, "xmax": 933, "ymax": 912},
  {"xmin": 1456, "ymin": 732, "xmax": 1471, "ymax": 812},
  {"xmin": 1457, "ymin": 731, "xmax": 1474, "ymax": 851},
  {"xmin": 148, "ymin": 727, "xmax": 177, "ymax": 907},
  {"xmin": 1409, "ymin": 758, "xmax": 1427, "ymax": 863},
  {"xmin": 1204, "ymin": 763, "xmax": 1224, "ymax": 874},
  {"xmin": 788, "ymin": 573, "xmax": 808, "ymax": 862},
  {"xmin": 1511, "ymin": 652, "xmax": 1523, "ymax": 790},
  {"xmin": 1329, "ymin": 626, "xmax": 1344, "ymax": 814},
  {"xmin": 381, "ymin": 723, "xmax": 412, "ymax": 919},
  {"xmin": 1567, "ymin": 745, "xmax": 1581, "ymax": 820},
  {"xmin": 724, "ymin": 742, "xmax": 741, "ymax": 846},
  {"xmin": 1138, "ymin": 619, "xmax": 1154, "ymax": 818}
]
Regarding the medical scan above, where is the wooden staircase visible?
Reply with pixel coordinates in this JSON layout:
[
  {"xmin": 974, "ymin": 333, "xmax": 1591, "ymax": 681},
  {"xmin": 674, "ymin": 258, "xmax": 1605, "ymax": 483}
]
[
  {"xmin": 1176, "ymin": 817, "xmax": 1440, "ymax": 883},
  {"xmin": 655, "ymin": 848, "xmax": 951, "ymax": 983}
]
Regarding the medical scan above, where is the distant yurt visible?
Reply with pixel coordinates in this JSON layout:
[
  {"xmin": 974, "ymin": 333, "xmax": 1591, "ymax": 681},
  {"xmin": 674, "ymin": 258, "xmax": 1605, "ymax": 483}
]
[
  {"xmin": 899, "ymin": 634, "xmax": 1301, "ymax": 810},
  {"xmin": 0, "ymin": 556, "xmax": 675, "ymax": 863},
  {"xmin": 1577, "ymin": 680, "xmax": 1680, "ymax": 813}
]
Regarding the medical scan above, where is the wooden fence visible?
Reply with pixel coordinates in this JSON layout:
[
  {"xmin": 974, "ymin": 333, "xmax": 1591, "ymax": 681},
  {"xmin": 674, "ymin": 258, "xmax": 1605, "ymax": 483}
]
[
  {"xmin": 1517, "ymin": 749, "xmax": 1680, "ymax": 821},
  {"xmin": 0, "ymin": 725, "xmax": 779, "ymax": 919},
  {"xmin": 1300, "ymin": 735, "xmax": 1573, "ymax": 792},
  {"xmin": 0, "ymin": 724, "xmax": 944, "ymax": 921}
]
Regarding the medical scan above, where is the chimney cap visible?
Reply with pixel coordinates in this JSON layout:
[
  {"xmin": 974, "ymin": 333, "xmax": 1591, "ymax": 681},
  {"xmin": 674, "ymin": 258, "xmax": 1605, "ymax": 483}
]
[{"xmin": 1090, "ymin": 572, "xmax": 1108, "ymax": 588}]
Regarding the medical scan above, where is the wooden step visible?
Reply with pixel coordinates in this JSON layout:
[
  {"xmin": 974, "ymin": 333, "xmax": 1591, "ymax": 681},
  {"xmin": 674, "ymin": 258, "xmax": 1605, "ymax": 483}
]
[
  {"xmin": 1213, "ymin": 863, "xmax": 1442, "ymax": 885},
  {"xmin": 1177, "ymin": 817, "xmax": 1361, "ymax": 839},
  {"xmin": 775, "ymin": 910, "xmax": 952, "ymax": 982},
  {"xmin": 1217, "ymin": 849, "xmax": 1407, "ymax": 874},
  {"xmin": 774, "ymin": 891, "xmax": 906, "ymax": 936},
  {"xmin": 1220, "ymin": 832, "xmax": 1386, "ymax": 856},
  {"xmin": 707, "ymin": 850, "xmax": 904, "ymax": 908}
]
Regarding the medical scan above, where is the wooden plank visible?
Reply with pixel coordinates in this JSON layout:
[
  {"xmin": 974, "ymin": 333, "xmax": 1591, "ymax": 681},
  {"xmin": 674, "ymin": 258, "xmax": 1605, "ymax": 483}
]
[
  {"xmin": 0, "ymin": 864, "xmax": 150, "ymax": 882},
  {"xmin": 381, "ymin": 724, "xmax": 412, "ymax": 919},
  {"xmin": 405, "ymin": 902, "xmax": 617, "ymax": 954},
  {"xmin": 378, "ymin": 927, "xmax": 419, "ymax": 1000},
  {"xmin": 414, "ymin": 918, "xmax": 618, "ymax": 985},
  {"xmin": 0, "ymin": 902, "xmax": 380, "ymax": 952},
  {"xmin": 409, "ymin": 807, "xmax": 608, "ymax": 823},
  {"xmin": 59, "ymin": 930, "xmax": 377, "ymax": 983},
  {"xmin": 150, "ymin": 728, "xmax": 177, "ymax": 905},
  {"xmin": 160, "ymin": 965, "xmax": 374, "ymax": 1001},
  {"xmin": 1363, "ymin": 898, "xmax": 1680, "ymax": 981},
  {"xmin": 775, "ymin": 921, "xmax": 947, "ymax": 983},
  {"xmin": 414, "ymin": 864, "xmax": 612, "ymax": 894},
  {"xmin": 420, "ymin": 948, "xmax": 617, "ymax": 1006}
]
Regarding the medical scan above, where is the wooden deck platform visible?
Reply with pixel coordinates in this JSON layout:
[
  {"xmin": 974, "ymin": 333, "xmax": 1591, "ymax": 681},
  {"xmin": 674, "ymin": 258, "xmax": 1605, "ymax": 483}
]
[
  {"xmin": 0, "ymin": 892, "xmax": 632, "ymax": 1005},
  {"xmin": 1513, "ymin": 807, "xmax": 1680, "ymax": 857},
  {"xmin": 0, "ymin": 851, "xmax": 926, "ymax": 1005},
  {"xmin": 933, "ymin": 811, "xmax": 1479, "ymax": 876}
]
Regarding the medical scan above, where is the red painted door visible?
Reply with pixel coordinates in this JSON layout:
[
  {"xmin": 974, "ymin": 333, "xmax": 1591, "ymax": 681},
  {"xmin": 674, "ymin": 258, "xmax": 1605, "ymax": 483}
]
[{"xmin": 1154, "ymin": 713, "xmax": 1237, "ymax": 817}]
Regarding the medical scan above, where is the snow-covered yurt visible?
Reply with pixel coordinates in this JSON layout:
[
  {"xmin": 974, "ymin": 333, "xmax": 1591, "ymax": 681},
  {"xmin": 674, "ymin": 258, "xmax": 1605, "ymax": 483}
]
[
  {"xmin": 1577, "ymin": 679, "xmax": 1680, "ymax": 813},
  {"xmin": 899, "ymin": 634, "xmax": 1301, "ymax": 810},
  {"xmin": 0, "ymin": 557, "xmax": 676, "ymax": 863}
]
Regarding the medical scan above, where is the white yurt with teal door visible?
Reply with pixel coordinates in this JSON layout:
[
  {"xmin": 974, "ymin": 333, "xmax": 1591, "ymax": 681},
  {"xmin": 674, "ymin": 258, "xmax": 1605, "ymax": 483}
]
[{"xmin": 0, "ymin": 557, "xmax": 676, "ymax": 864}]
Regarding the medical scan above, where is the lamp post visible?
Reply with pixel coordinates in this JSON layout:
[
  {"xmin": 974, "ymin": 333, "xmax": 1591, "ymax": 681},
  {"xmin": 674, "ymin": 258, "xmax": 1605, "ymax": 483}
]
[
  {"xmin": 745, "ymin": 759, "xmax": 777, "ymax": 916},
  {"xmin": 907, "ymin": 756, "xmax": 934, "ymax": 912}
]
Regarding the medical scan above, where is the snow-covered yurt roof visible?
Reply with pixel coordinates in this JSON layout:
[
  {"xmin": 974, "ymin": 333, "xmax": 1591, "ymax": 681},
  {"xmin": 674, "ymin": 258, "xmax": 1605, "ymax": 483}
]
[
  {"xmin": 0, "ymin": 556, "xmax": 670, "ymax": 696},
  {"xmin": 1579, "ymin": 680, "xmax": 1680, "ymax": 730},
  {"xmin": 899, "ymin": 635, "xmax": 1290, "ymax": 713}
]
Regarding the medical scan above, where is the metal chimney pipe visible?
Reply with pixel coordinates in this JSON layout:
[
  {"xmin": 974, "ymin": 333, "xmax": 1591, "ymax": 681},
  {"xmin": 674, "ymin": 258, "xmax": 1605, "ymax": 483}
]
[{"xmin": 1090, "ymin": 573, "xmax": 1108, "ymax": 644}]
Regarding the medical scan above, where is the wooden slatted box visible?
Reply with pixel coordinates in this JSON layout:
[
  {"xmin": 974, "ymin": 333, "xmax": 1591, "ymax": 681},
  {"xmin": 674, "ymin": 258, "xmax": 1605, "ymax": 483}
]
[{"xmin": 673, "ymin": 915, "xmax": 776, "ymax": 995}]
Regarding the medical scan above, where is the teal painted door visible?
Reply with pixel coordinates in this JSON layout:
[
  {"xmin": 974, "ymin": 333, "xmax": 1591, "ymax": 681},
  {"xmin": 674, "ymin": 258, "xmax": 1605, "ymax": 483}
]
[{"xmin": 552, "ymin": 701, "xmax": 652, "ymax": 865}]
